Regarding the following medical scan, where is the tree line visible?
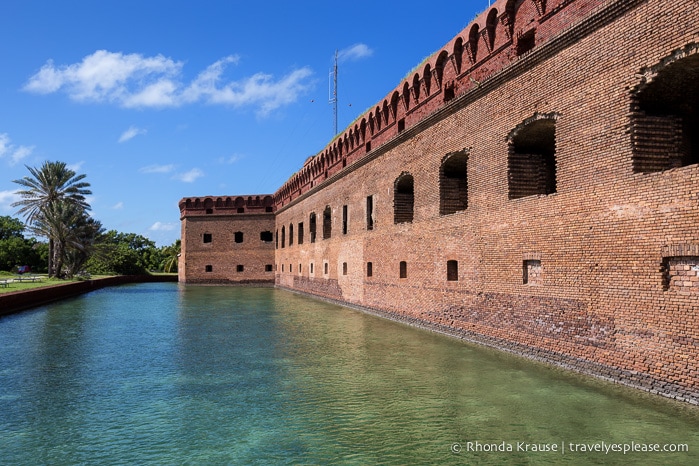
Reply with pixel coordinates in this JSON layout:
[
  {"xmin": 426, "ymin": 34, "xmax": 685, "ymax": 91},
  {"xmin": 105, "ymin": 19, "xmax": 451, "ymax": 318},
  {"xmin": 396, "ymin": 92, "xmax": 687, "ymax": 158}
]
[{"xmin": 1, "ymin": 161, "xmax": 179, "ymax": 277}]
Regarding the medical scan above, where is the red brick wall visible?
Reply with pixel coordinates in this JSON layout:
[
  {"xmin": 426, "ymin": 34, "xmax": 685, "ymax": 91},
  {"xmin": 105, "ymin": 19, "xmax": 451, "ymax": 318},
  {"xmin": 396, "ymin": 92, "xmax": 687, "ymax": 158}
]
[
  {"xmin": 179, "ymin": 196, "xmax": 276, "ymax": 284},
  {"xmin": 271, "ymin": 0, "xmax": 699, "ymax": 403},
  {"xmin": 180, "ymin": 0, "xmax": 699, "ymax": 403}
]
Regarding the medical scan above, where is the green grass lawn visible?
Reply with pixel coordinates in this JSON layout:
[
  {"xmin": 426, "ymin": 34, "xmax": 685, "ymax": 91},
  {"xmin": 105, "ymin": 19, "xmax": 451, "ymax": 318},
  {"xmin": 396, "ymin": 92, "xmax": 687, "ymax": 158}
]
[
  {"xmin": 0, "ymin": 272, "xmax": 177, "ymax": 294},
  {"xmin": 0, "ymin": 272, "xmax": 105, "ymax": 294}
]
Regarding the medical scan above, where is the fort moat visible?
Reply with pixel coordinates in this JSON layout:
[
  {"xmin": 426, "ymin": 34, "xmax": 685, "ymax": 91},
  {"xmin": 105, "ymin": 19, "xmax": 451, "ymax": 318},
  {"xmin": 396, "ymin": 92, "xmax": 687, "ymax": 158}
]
[{"xmin": 1, "ymin": 283, "xmax": 697, "ymax": 464}]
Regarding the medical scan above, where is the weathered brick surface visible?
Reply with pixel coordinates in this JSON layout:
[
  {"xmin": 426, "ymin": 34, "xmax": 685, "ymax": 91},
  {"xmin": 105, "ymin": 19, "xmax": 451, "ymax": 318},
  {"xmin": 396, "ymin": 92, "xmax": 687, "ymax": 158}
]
[
  {"xmin": 179, "ymin": 196, "xmax": 276, "ymax": 284},
  {"xmin": 181, "ymin": 0, "xmax": 699, "ymax": 403}
]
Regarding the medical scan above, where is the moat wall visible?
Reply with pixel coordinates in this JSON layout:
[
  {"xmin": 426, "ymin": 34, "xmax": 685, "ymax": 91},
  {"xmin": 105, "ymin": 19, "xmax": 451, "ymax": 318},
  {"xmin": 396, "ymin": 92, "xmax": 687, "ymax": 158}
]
[
  {"xmin": 0, "ymin": 275, "xmax": 177, "ymax": 317},
  {"xmin": 181, "ymin": 0, "xmax": 699, "ymax": 403}
]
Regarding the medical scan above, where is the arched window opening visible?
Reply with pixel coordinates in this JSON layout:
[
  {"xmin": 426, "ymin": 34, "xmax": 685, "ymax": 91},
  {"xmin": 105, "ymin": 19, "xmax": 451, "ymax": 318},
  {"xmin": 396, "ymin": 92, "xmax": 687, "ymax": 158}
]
[
  {"xmin": 289, "ymin": 224, "xmax": 293, "ymax": 246},
  {"xmin": 394, "ymin": 173, "xmax": 414, "ymax": 224},
  {"xmin": 297, "ymin": 222, "xmax": 304, "ymax": 245},
  {"xmin": 322, "ymin": 206, "xmax": 332, "ymax": 239},
  {"xmin": 436, "ymin": 51, "xmax": 449, "ymax": 87},
  {"xmin": 440, "ymin": 150, "xmax": 469, "ymax": 215},
  {"xmin": 412, "ymin": 73, "xmax": 421, "ymax": 102},
  {"xmin": 486, "ymin": 8, "xmax": 498, "ymax": 51},
  {"xmin": 234, "ymin": 231, "xmax": 244, "ymax": 243},
  {"xmin": 390, "ymin": 92, "xmax": 400, "ymax": 121},
  {"xmin": 508, "ymin": 115, "xmax": 557, "ymax": 199},
  {"xmin": 453, "ymin": 38, "xmax": 464, "ymax": 74},
  {"xmin": 632, "ymin": 53, "xmax": 699, "ymax": 172},
  {"xmin": 423, "ymin": 64, "xmax": 432, "ymax": 95},
  {"xmin": 382, "ymin": 100, "xmax": 390, "ymax": 125},
  {"xmin": 468, "ymin": 24, "xmax": 480, "ymax": 62},
  {"xmin": 402, "ymin": 82, "xmax": 410, "ymax": 110},
  {"xmin": 281, "ymin": 226, "xmax": 285, "ymax": 248}
]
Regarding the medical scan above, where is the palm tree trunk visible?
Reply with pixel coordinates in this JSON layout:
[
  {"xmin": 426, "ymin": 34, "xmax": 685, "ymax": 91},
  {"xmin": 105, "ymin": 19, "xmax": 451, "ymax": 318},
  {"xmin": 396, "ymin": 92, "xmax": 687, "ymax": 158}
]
[
  {"xmin": 53, "ymin": 238, "xmax": 63, "ymax": 278},
  {"xmin": 48, "ymin": 237, "xmax": 55, "ymax": 277}
]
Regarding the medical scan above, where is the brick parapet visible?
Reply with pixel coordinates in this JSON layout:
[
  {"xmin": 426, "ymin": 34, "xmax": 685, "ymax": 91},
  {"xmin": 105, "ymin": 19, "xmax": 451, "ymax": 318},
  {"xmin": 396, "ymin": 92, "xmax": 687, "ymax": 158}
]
[
  {"xmin": 273, "ymin": 0, "xmax": 636, "ymax": 209},
  {"xmin": 179, "ymin": 194, "xmax": 275, "ymax": 218}
]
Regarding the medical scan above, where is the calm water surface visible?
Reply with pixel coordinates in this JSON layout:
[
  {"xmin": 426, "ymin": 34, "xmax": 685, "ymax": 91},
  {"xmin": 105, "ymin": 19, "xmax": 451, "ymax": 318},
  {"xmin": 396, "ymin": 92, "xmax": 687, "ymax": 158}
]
[{"xmin": 1, "ymin": 283, "xmax": 697, "ymax": 465}]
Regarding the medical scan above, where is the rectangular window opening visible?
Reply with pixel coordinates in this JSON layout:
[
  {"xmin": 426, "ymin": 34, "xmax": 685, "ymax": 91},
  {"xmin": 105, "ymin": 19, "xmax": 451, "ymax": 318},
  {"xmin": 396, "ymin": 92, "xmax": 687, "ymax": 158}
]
[
  {"xmin": 447, "ymin": 260, "xmax": 459, "ymax": 281},
  {"xmin": 342, "ymin": 205, "xmax": 348, "ymax": 235},
  {"xmin": 662, "ymin": 256, "xmax": 699, "ymax": 292},
  {"xmin": 523, "ymin": 260, "xmax": 542, "ymax": 285}
]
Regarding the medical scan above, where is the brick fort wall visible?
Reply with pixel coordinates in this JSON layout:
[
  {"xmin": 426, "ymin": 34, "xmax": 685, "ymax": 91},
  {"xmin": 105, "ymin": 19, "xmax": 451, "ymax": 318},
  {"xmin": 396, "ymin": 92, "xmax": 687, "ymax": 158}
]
[{"xmin": 181, "ymin": 0, "xmax": 699, "ymax": 403}]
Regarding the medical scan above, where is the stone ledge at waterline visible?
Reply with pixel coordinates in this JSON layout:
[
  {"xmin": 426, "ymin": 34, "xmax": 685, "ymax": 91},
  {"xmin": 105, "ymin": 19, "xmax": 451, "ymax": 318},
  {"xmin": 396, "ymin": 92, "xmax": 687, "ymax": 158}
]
[{"xmin": 0, "ymin": 275, "xmax": 178, "ymax": 316}]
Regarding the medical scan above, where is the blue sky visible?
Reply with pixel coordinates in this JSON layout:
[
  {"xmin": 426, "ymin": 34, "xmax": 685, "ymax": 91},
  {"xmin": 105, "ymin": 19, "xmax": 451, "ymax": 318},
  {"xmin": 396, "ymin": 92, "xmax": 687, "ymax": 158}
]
[{"xmin": 0, "ymin": 1, "xmax": 485, "ymax": 246}]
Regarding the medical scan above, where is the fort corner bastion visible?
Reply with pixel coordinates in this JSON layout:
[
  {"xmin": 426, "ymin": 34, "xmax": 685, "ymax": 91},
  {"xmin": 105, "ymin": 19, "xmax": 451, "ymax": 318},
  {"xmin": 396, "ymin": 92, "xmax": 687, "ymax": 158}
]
[{"xmin": 180, "ymin": 0, "xmax": 699, "ymax": 404}]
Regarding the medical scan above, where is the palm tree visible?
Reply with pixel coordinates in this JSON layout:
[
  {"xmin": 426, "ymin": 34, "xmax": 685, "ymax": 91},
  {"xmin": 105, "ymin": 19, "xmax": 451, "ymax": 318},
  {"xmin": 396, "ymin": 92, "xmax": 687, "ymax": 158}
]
[
  {"xmin": 12, "ymin": 161, "xmax": 92, "ymax": 277},
  {"xmin": 160, "ymin": 239, "xmax": 181, "ymax": 273},
  {"xmin": 62, "ymin": 212, "xmax": 103, "ymax": 278}
]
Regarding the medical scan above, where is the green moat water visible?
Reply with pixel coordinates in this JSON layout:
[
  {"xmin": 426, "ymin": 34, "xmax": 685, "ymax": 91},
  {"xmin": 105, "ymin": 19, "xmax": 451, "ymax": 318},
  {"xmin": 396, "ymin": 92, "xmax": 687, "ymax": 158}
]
[{"xmin": 1, "ymin": 283, "xmax": 697, "ymax": 465}]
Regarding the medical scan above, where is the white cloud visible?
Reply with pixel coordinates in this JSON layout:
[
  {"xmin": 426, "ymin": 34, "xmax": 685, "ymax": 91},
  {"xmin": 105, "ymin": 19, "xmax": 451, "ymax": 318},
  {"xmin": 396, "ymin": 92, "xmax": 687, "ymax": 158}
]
[
  {"xmin": 0, "ymin": 133, "xmax": 9, "ymax": 155},
  {"xmin": 149, "ymin": 221, "xmax": 177, "ymax": 231},
  {"xmin": 24, "ymin": 50, "xmax": 182, "ymax": 103},
  {"xmin": 0, "ymin": 190, "xmax": 21, "ymax": 213},
  {"xmin": 10, "ymin": 146, "xmax": 33, "ymax": 165},
  {"xmin": 67, "ymin": 161, "xmax": 85, "ymax": 172},
  {"xmin": 182, "ymin": 57, "xmax": 314, "ymax": 116},
  {"xmin": 112, "ymin": 201, "xmax": 124, "ymax": 209},
  {"xmin": 118, "ymin": 126, "xmax": 147, "ymax": 143},
  {"xmin": 24, "ymin": 50, "xmax": 314, "ymax": 115},
  {"xmin": 338, "ymin": 43, "xmax": 373, "ymax": 63},
  {"xmin": 139, "ymin": 164, "xmax": 175, "ymax": 174},
  {"xmin": 217, "ymin": 154, "xmax": 241, "ymax": 165},
  {"xmin": 173, "ymin": 168, "xmax": 203, "ymax": 183},
  {"xmin": 0, "ymin": 133, "xmax": 34, "ymax": 166}
]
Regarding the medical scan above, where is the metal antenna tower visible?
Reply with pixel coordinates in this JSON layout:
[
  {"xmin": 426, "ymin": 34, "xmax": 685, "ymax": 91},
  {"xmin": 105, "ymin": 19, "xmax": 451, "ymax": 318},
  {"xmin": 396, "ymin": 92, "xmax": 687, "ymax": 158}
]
[{"xmin": 329, "ymin": 50, "xmax": 338, "ymax": 136}]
